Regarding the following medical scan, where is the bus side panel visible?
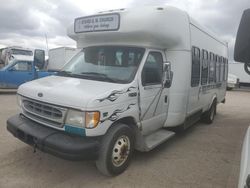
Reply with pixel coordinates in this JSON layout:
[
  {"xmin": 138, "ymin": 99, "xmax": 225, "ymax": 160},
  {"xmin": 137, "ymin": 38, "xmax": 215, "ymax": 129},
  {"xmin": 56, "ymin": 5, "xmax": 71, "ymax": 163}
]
[
  {"xmin": 164, "ymin": 51, "xmax": 191, "ymax": 127},
  {"xmin": 189, "ymin": 24, "xmax": 228, "ymax": 114}
]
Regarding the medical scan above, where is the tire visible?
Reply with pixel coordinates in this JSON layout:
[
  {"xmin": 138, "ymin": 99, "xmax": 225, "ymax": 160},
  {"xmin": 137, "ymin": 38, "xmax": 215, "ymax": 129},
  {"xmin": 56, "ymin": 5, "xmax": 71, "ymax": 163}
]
[
  {"xmin": 202, "ymin": 100, "xmax": 217, "ymax": 124},
  {"xmin": 95, "ymin": 123, "xmax": 135, "ymax": 176},
  {"xmin": 244, "ymin": 63, "xmax": 250, "ymax": 75}
]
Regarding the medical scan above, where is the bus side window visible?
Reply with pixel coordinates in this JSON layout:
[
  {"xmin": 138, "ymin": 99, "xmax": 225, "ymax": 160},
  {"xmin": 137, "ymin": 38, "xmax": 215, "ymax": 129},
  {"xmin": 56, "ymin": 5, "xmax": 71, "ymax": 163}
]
[
  {"xmin": 191, "ymin": 46, "xmax": 200, "ymax": 87},
  {"xmin": 213, "ymin": 54, "xmax": 217, "ymax": 82},
  {"xmin": 220, "ymin": 56, "xmax": 224, "ymax": 82},
  {"xmin": 141, "ymin": 52, "xmax": 163, "ymax": 86},
  {"xmin": 224, "ymin": 58, "xmax": 228, "ymax": 81},
  {"xmin": 215, "ymin": 55, "xmax": 220, "ymax": 83},
  {"xmin": 222, "ymin": 58, "xmax": 226, "ymax": 82},
  {"xmin": 201, "ymin": 49, "xmax": 208, "ymax": 85},
  {"xmin": 209, "ymin": 52, "xmax": 215, "ymax": 83}
]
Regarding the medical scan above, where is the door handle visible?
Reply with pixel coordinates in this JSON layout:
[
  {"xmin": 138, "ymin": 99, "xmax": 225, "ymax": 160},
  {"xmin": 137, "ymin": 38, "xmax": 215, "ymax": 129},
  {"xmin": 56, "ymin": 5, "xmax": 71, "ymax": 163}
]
[
  {"xmin": 164, "ymin": 96, "xmax": 168, "ymax": 103},
  {"xmin": 197, "ymin": 87, "xmax": 201, "ymax": 100}
]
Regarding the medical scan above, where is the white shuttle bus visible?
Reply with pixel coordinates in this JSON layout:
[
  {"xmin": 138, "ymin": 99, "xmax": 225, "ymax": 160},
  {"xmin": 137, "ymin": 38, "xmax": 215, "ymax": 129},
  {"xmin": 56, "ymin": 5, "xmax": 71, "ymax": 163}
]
[{"xmin": 7, "ymin": 6, "xmax": 228, "ymax": 176}]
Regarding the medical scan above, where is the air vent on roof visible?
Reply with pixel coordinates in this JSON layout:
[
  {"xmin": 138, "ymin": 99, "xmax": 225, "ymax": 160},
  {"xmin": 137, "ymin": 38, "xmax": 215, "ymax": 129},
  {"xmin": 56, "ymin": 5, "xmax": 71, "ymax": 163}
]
[
  {"xmin": 157, "ymin": 7, "xmax": 164, "ymax": 10},
  {"xmin": 98, "ymin": 8, "xmax": 125, "ymax": 14}
]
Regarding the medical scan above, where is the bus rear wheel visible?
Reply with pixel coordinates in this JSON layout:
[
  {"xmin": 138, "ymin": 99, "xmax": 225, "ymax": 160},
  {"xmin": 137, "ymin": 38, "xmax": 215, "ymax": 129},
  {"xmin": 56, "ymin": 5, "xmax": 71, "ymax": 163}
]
[{"xmin": 202, "ymin": 100, "xmax": 217, "ymax": 124}]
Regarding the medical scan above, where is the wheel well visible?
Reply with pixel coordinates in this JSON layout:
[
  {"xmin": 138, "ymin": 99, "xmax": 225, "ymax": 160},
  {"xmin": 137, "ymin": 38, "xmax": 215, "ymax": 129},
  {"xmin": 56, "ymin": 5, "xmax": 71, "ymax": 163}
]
[
  {"xmin": 213, "ymin": 97, "xmax": 217, "ymax": 104},
  {"xmin": 107, "ymin": 116, "xmax": 140, "ymax": 139},
  {"xmin": 103, "ymin": 117, "xmax": 143, "ymax": 151},
  {"xmin": 213, "ymin": 97, "xmax": 217, "ymax": 102},
  {"xmin": 210, "ymin": 95, "xmax": 217, "ymax": 107},
  {"xmin": 115, "ymin": 117, "xmax": 138, "ymax": 130}
]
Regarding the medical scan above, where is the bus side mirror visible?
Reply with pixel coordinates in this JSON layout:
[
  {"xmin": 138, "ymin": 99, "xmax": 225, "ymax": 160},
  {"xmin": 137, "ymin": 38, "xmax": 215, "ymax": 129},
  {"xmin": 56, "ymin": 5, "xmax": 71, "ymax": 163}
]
[
  {"xmin": 163, "ymin": 62, "xmax": 173, "ymax": 88},
  {"xmin": 34, "ymin": 49, "xmax": 45, "ymax": 70},
  {"xmin": 234, "ymin": 9, "xmax": 250, "ymax": 64}
]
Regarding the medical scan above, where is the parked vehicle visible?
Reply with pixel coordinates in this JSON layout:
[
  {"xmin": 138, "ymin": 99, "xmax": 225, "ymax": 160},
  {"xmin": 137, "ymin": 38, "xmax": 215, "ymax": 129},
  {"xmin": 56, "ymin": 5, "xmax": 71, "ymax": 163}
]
[
  {"xmin": 0, "ymin": 50, "xmax": 54, "ymax": 89},
  {"xmin": 48, "ymin": 47, "xmax": 80, "ymax": 71},
  {"xmin": 227, "ymin": 73, "xmax": 239, "ymax": 90},
  {"xmin": 7, "ymin": 6, "xmax": 228, "ymax": 176},
  {"xmin": 229, "ymin": 63, "xmax": 250, "ymax": 87},
  {"xmin": 239, "ymin": 126, "xmax": 250, "ymax": 188},
  {"xmin": 234, "ymin": 8, "xmax": 250, "ymax": 188},
  {"xmin": 0, "ymin": 48, "xmax": 4, "ymax": 64},
  {"xmin": 0, "ymin": 46, "xmax": 33, "ymax": 66}
]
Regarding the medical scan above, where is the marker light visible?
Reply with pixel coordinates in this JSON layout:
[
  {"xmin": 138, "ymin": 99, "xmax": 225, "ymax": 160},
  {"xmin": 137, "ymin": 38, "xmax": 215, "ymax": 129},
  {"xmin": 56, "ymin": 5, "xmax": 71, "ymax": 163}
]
[{"xmin": 85, "ymin": 111, "xmax": 100, "ymax": 129}]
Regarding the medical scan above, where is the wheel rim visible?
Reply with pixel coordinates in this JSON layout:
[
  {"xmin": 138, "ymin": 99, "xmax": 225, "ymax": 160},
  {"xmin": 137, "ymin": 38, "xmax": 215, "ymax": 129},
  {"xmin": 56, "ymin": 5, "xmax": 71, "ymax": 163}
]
[
  {"xmin": 210, "ymin": 105, "xmax": 215, "ymax": 120},
  {"xmin": 112, "ymin": 135, "xmax": 131, "ymax": 167}
]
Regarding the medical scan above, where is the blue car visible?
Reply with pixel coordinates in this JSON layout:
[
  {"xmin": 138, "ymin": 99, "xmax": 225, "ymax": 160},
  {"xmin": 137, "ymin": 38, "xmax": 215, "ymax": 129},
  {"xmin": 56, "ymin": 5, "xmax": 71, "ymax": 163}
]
[{"xmin": 0, "ymin": 51, "xmax": 54, "ymax": 89}]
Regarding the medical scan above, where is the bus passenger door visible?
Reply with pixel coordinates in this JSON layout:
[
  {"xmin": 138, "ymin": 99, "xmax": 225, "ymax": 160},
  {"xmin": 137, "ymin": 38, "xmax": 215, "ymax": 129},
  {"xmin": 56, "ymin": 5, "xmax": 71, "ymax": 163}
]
[{"xmin": 139, "ymin": 50, "xmax": 170, "ymax": 135}]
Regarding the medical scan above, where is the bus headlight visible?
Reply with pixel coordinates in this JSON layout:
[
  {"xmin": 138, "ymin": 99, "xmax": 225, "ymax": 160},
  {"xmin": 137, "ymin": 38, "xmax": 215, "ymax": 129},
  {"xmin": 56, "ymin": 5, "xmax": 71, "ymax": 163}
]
[
  {"xmin": 17, "ymin": 94, "xmax": 22, "ymax": 108},
  {"xmin": 65, "ymin": 110, "xmax": 100, "ymax": 129},
  {"xmin": 65, "ymin": 110, "xmax": 85, "ymax": 128}
]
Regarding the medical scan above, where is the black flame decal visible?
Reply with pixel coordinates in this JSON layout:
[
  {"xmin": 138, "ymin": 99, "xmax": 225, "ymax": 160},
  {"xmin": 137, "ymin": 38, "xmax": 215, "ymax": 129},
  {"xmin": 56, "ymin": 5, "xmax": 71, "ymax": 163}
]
[
  {"xmin": 97, "ymin": 86, "xmax": 136, "ymax": 102},
  {"xmin": 100, "ymin": 103, "xmax": 136, "ymax": 123}
]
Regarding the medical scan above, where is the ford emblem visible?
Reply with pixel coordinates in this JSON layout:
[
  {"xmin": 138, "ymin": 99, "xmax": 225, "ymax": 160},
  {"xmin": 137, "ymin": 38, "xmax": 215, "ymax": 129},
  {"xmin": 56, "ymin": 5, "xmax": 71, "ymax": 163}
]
[{"xmin": 38, "ymin": 93, "xmax": 43, "ymax": 97}]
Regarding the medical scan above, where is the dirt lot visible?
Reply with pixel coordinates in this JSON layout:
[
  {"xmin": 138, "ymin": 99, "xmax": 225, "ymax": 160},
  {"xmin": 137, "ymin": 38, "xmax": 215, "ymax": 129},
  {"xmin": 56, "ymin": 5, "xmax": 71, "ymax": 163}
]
[{"xmin": 0, "ymin": 90, "xmax": 250, "ymax": 188}]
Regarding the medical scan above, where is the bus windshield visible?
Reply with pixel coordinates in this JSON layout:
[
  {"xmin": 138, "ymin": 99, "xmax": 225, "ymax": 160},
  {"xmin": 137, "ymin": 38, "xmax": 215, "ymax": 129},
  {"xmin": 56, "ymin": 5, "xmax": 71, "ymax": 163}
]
[{"xmin": 60, "ymin": 46, "xmax": 145, "ymax": 84}]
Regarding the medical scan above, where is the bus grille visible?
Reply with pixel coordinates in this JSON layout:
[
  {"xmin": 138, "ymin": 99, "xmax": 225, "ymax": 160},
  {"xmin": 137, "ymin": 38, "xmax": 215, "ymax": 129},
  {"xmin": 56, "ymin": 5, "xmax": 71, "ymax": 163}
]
[{"xmin": 22, "ymin": 99, "xmax": 67, "ymax": 128}]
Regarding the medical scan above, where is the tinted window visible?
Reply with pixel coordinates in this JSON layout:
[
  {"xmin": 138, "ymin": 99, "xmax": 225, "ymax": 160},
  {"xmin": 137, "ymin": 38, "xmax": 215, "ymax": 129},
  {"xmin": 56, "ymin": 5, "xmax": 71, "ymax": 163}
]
[
  {"xmin": 12, "ymin": 61, "xmax": 32, "ymax": 71},
  {"xmin": 141, "ymin": 52, "xmax": 163, "ymax": 86},
  {"xmin": 224, "ymin": 58, "xmax": 228, "ymax": 81},
  {"xmin": 215, "ymin": 55, "xmax": 220, "ymax": 83},
  {"xmin": 219, "ymin": 57, "xmax": 224, "ymax": 82},
  {"xmin": 201, "ymin": 50, "xmax": 209, "ymax": 85},
  {"xmin": 191, "ymin": 47, "xmax": 200, "ymax": 87},
  {"xmin": 34, "ymin": 50, "xmax": 45, "ymax": 70},
  {"xmin": 11, "ymin": 49, "xmax": 33, "ymax": 56},
  {"xmin": 209, "ymin": 52, "xmax": 215, "ymax": 83},
  {"xmin": 221, "ymin": 58, "xmax": 226, "ymax": 82}
]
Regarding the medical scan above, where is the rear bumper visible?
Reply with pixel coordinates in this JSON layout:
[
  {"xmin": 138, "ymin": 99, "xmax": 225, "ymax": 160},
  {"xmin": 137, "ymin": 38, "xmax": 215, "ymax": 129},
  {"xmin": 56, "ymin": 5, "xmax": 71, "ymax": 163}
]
[{"xmin": 7, "ymin": 114, "xmax": 100, "ymax": 161}]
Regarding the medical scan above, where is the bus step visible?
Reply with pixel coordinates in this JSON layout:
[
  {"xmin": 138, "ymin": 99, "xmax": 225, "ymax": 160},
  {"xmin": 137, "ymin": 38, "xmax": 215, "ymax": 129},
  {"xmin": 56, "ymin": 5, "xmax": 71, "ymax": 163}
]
[{"xmin": 143, "ymin": 129, "xmax": 175, "ymax": 151}]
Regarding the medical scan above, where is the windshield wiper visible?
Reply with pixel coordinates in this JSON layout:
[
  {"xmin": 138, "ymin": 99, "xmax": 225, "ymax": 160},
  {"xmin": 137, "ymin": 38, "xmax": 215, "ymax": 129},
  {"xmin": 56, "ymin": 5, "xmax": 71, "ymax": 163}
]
[
  {"xmin": 57, "ymin": 71, "xmax": 72, "ymax": 76},
  {"xmin": 80, "ymin": 72, "xmax": 119, "ymax": 83},
  {"xmin": 58, "ymin": 71, "xmax": 121, "ymax": 83}
]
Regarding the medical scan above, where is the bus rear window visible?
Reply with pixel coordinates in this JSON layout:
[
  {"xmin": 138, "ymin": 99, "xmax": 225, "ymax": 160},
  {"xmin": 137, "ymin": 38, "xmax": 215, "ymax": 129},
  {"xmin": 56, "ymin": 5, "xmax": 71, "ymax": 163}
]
[{"xmin": 11, "ymin": 49, "xmax": 33, "ymax": 56}]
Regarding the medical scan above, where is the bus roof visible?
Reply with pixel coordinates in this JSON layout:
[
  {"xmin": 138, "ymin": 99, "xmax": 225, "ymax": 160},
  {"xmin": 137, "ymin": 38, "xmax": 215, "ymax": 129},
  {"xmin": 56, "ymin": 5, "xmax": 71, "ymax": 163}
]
[{"xmin": 68, "ymin": 6, "xmax": 226, "ymax": 50}]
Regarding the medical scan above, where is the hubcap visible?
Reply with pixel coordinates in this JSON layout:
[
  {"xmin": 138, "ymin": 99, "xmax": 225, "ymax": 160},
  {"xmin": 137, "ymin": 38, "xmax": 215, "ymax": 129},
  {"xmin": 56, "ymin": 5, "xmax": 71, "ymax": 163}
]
[{"xmin": 112, "ymin": 135, "xmax": 131, "ymax": 167}]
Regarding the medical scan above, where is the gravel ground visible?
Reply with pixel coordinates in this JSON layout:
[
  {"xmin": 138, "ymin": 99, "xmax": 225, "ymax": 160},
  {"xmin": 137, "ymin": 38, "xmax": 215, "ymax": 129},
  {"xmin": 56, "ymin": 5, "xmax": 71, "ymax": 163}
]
[{"xmin": 0, "ymin": 90, "xmax": 250, "ymax": 188}]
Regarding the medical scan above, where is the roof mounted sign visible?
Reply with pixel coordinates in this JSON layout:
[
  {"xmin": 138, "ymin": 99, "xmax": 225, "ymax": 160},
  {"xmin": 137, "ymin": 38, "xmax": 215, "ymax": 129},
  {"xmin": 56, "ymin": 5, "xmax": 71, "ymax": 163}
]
[{"xmin": 74, "ymin": 13, "xmax": 120, "ymax": 33}]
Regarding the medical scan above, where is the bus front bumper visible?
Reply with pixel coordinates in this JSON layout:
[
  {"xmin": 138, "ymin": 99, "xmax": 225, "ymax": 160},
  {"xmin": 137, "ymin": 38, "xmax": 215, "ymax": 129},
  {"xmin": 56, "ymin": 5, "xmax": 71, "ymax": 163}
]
[{"xmin": 7, "ymin": 114, "xmax": 100, "ymax": 161}]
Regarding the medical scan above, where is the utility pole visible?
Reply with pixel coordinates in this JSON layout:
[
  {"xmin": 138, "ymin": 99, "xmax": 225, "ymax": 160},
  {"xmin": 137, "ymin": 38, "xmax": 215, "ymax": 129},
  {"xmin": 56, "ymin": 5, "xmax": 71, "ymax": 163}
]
[{"xmin": 45, "ymin": 33, "xmax": 49, "ymax": 54}]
